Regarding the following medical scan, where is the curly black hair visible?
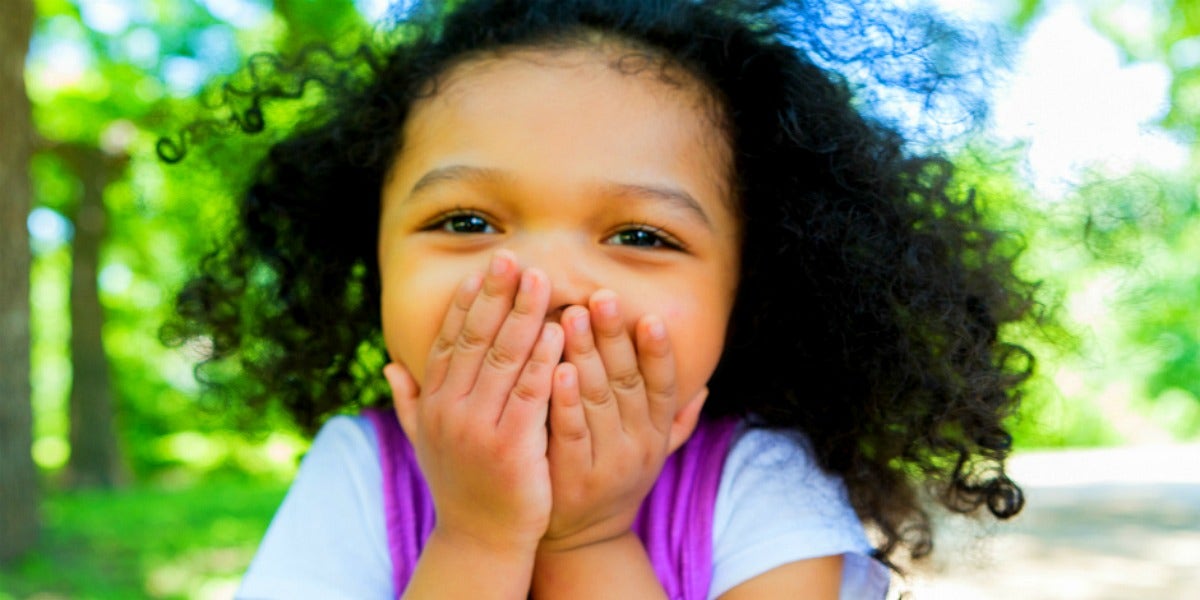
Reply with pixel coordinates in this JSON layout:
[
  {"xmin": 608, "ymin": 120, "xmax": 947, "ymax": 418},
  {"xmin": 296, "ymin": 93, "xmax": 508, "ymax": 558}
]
[{"xmin": 163, "ymin": 0, "xmax": 1041, "ymax": 570}]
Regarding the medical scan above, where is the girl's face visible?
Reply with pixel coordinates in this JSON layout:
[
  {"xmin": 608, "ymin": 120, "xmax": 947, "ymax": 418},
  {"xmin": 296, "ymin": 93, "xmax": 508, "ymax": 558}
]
[{"xmin": 378, "ymin": 47, "xmax": 740, "ymax": 407}]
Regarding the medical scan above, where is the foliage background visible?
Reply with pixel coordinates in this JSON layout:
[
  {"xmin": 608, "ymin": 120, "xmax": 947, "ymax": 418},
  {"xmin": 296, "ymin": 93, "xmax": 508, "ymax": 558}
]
[{"xmin": 3, "ymin": 0, "xmax": 1197, "ymax": 597}]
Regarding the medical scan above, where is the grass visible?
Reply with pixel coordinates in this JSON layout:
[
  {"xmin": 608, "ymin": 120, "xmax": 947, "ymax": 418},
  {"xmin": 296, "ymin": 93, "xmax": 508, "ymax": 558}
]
[{"xmin": 0, "ymin": 474, "xmax": 288, "ymax": 600}]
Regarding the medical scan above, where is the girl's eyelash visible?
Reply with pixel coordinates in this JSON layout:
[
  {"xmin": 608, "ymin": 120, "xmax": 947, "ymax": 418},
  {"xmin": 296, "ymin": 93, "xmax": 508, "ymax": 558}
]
[
  {"xmin": 420, "ymin": 210, "xmax": 685, "ymax": 250},
  {"xmin": 420, "ymin": 208, "xmax": 499, "ymax": 234},
  {"xmin": 605, "ymin": 223, "xmax": 687, "ymax": 251}
]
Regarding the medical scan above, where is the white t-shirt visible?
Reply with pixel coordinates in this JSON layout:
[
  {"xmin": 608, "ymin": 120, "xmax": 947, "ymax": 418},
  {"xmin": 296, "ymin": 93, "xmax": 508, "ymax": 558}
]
[{"xmin": 237, "ymin": 416, "xmax": 890, "ymax": 599}]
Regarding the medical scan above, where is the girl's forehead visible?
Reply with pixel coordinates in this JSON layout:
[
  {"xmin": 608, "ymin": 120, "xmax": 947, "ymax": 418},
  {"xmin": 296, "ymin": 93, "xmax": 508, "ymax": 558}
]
[{"xmin": 398, "ymin": 44, "xmax": 734, "ymax": 204}]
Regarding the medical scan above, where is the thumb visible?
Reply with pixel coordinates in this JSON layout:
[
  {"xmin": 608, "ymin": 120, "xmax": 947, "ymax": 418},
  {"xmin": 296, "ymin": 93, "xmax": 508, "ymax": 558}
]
[
  {"xmin": 667, "ymin": 386, "xmax": 708, "ymax": 454},
  {"xmin": 383, "ymin": 362, "xmax": 419, "ymax": 434}
]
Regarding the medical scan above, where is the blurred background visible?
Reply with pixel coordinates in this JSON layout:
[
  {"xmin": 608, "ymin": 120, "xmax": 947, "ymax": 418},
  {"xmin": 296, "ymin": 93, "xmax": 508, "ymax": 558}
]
[{"xmin": 0, "ymin": 0, "xmax": 1197, "ymax": 598}]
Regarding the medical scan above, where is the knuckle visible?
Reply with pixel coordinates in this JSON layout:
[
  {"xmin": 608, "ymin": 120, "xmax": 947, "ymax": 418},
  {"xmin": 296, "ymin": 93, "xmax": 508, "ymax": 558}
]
[
  {"xmin": 650, "ymin": 379, "xmax": 677, "ymax": 399},
  {"xmin": 523, "ymin": 352, "xmax": 551, "ymax": 376},
  {"xmin": 644, "ymin": 339, "xmax": 672, "ymax": 358},
  {"xmin": 569, "ymin": 336, "xmax": 597, "ymax": 357},
  {"xmin": 555, "ymin": 423, "xmax": 589, "ymax": 443},
  {"xmin": 509, "ymin": 295, "xmax": 538, "ymax": 317},
  {"xmin": 431, "ymin": 333, "xmax": 457, "ymax": 356},
  {"xmin": 456, "ymin": 326, "xmax": 491, "ymax": 353},
  {"xmin": 594, "ymin": 321, "xmax": 624, "ymax": 340},
  {"xmin": 510, "ymin": 379, "xmax": 542, "ymax": 404},
  {"xmin": 453, "ymin": 289, "xmax": 475, "ymax": 311},
  {"xmin": 583, "ymin": 387, "xmax": 616, "ymax": 408},
  {"xmin": 480, "ymin": 277, "xmax": 511, "ymax": 300},
  {"xmin": 609, "ymin": 368, "xmax": 644, "ymax": 394},
  {"xmin": 484, "ymin": 343, "xmax": 523, "ymax": 371}
]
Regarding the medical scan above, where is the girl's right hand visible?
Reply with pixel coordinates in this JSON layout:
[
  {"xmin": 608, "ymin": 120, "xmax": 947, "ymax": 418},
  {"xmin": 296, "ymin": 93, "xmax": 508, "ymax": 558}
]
[{"xmin": 383, "ymin": 250, "xmax": 564, "ymax": 555}]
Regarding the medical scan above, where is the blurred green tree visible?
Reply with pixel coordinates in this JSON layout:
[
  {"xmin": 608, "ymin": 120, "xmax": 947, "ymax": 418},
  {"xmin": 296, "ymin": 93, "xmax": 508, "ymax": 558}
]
[
  {"xmin": 999, "ymin": 0, "xmax": 1200, "ymax": 440},
  {"xmin": 25, "ymin": 0, "xmax": 369, "ymax": 486},
  {"xmin": 55, "ymin": 142, "xmax": 130, "ymax": 488},
  {"xmin": 0, "ymin": 0, "xmax": 40, "ymax": 563}
]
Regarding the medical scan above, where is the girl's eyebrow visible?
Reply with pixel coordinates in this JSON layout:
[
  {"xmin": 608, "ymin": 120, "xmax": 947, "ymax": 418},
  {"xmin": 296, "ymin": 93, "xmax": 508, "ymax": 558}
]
[
  {"xmin": 407, "ymin": 164, "xmax": 713, "ymax": 229},
  {"xmin": 408, "ymin": 164, "xmax": 515, "ymax": 198},
  {"xmin": 598, "ymin": 181, "xmax": 713, "ymax": 229}
]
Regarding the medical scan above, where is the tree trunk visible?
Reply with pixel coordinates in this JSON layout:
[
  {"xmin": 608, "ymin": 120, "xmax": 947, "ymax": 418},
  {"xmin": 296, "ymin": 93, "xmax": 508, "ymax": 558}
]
[
  {"xmin": 0, "ymin": 0, "xmax": 40, "ymax": 563},
  {"xmin": 63, "ymin": 146, "xmax": 128, "ymax": 489}
]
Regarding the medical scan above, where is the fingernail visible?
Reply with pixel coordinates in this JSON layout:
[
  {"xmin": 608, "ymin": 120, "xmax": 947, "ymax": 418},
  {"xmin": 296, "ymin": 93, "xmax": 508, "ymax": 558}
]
[
  {"xmin": 647, "ymin": 317, "xmax": 666, "ymax": 340},
  {"xmin": 491, "ymin": 252, "xmax": 512, "ymax": 275},
  {"xmin": 541, "ymin": 323, "xmax": 559, "ymax": 343},
  {"xmin": 463, "ymin": 271, "xmax": 484, "ymax": 291},
  {"xmin": 523, "ymin": 268, "xmax": 547, "ymax": 294},
  {"xmin": 572, "ymin": 312, "xmax": 590, "ymax": 334},
  {"xmin": 557, "ymin": 367, "xmax": 575, "ymax": 387},
  {"xmin": 596, "ymin": 296, "xmax": 617, "ymax": 318}
]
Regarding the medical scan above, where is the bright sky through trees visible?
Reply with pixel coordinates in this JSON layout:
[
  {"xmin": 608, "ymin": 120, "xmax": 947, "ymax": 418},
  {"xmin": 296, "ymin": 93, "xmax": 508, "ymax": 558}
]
[{"xmin": 937, "ymin": 0, "xmax": 1189, "ymax": 197}]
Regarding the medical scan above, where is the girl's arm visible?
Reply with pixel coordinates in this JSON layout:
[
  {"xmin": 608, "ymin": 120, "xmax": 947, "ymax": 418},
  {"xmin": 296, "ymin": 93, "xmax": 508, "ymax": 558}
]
[
  {"xmin": 531, "ymin": 532, "xmax": 665, "ymax": 599},
  {"xmin": 400, "ymin": 528, "xmax": 539, "ymax": 599},
  {"xmin": 532, "ymin": 539, "xmax": 844, "ymax": 600},
  {"xmin": 717, "ymin": 556, "xmax": 843, "ymax": 599},
  {"xmin": 532, "ymin": 503, "xmax": 844, "ymax": 600},
  {"xmin": 706, "ymin": 425, "xmax": 889, "ymax": 599}
]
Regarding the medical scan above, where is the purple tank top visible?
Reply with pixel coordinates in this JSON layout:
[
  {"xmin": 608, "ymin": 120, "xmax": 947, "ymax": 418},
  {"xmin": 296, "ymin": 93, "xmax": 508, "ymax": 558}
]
[{"xmin": 363, "ymin": 408, "xmax": 738, "ymax": 599}]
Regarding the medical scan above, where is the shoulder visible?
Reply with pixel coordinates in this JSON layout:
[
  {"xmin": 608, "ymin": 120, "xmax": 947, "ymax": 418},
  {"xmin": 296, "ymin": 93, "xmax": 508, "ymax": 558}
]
[
  {"xmin": 287, "ymin": 414, "xmax": 381, "ymax": 494},
  {"xmin": 710, "ymin": 425, "xmax": 889, "ymax": 599},
  {"xmin": 313, "ymin": 413, "xmax": 379, "ymax": 454},
  {"xmin": 714, "ymin": 426, "xmax": 871, "ymax": 556},
  {"xmin": 719, "ymin": 426, "xmax": 855, "ymax": 512},
  {"xmin": 237, "ymin": 414, "xmax": 392, "ymax": 600}
]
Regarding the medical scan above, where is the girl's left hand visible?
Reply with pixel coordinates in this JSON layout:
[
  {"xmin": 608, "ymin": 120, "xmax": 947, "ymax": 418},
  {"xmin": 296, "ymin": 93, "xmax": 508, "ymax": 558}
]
[{"xmin": 539, "ymin": 290, "xmax": 707, "ymax": 554}]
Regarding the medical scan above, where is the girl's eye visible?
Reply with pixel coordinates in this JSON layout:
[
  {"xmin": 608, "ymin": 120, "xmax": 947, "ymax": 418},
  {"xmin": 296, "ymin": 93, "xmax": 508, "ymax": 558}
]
[
  {"xmin": 429, "ymin": 212, "xmax": 497, "ymax": 234},
  {"xmin": 604, "ymin": 227, "xmax": 682, "ymax": 250}
]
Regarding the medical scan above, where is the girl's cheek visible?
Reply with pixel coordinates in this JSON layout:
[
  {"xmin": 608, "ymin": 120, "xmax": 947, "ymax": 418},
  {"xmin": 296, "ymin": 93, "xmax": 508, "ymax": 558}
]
[
  {"xmin": 659, "ymin": 304, "xmax": 696, "ymax": 353},
  {"xmin": 664, "ymin": 305, "xmax": 685, "ymax": 321}
]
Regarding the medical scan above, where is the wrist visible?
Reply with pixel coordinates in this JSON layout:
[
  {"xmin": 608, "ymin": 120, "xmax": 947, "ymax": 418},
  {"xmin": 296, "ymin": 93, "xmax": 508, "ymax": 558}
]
[
  {"xmin": 536, "ymin": 527, "xmax": 636, "ymax": 558},
  {"xmin": 431, "ymin": 524, "xmax": 543, "ymax": 559},
  {"xmin": 402, "ymin": 529, "xmax": 538, "ymax": 599},
  {"xmin": 538, "ymin": 516, "xmax": 634, "ymax": 555},
  {"xmin": 532, "ymin": 532, "xmax": 666, "ymax": 599}
]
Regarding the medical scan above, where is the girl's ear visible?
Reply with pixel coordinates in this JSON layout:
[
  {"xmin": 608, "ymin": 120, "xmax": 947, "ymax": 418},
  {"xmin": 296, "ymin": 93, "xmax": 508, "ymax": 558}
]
[{"xmin": 666, "ymin": 386, "xmax": 708, "ymax": 454}]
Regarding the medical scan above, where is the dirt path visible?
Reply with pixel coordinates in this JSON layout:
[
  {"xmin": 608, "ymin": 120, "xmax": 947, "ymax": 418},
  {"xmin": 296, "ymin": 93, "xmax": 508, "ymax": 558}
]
[{"xmin": 899, "ymin": 444, "xmax": 1200, "ymax": 599}]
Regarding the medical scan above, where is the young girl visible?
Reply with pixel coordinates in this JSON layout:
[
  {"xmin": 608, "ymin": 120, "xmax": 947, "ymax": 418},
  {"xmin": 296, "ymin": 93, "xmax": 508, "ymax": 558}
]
[{"xmin": 165, "ymin": 0, "xmax": 1036, "ymax": 597}]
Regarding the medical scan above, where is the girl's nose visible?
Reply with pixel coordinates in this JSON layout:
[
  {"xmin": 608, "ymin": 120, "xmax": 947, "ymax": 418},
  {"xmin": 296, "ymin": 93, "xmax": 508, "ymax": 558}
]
[
  {"xmin": 510, "ymin": 237, "xmax": 597, "ymax": 319},
  {"xmin": 544, "ymin": 261, "xmax": 596, "ymax": 320}
]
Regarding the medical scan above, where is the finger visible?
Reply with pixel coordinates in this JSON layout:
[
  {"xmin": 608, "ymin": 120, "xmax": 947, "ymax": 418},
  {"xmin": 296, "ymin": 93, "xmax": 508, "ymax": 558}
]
[
  {"xmin": 423, "ymin": 271, "xmax": 484, "ymax": 393},
  {"xmin": 498, "ymin": 322, "xmax": 562, "ymax": 433},
  {"xmin": 384, "ymin": 362, "xmax": 420, "ymax": 436},
  {"xmin": 635, "ymin": 314, "xmax": 677, "ymax": 435},
  {"xmin": 588, "ymin": 290, "xmax": 649, "ymax": 429},
  {"xmin": 441, "ymin": 250, "xmax": 522, "ymax": 395},
  {"xmin": 561, "ymin": 305, "xmax": 623, "ymax": 438},
  {"xmin": 472, "ymin": 268, "xmax": 552, "ymax": 408},
  {"xmin": 548, "ymin": 361, "xmax": 591, "ymax": 467}
]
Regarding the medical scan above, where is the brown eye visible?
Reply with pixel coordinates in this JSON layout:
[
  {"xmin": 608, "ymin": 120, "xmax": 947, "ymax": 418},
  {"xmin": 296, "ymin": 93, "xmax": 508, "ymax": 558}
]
[
  {"xmin": 429, "ymin": 212, "xmax": 497, "ymax": 234},
  {"xmin": 603, "ymin": 226, "xmax": 682, "ymax": 250}
]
